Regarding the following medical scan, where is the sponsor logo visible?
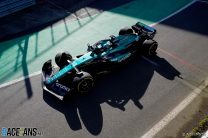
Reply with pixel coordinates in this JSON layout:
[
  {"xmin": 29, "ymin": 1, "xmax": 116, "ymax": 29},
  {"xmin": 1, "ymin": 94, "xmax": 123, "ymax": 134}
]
[
  {"xmin": 1, "ymin": 127, "xmax": 43, "ymax": 137},
  {"xmin": 56, "ymin": 83, "xmax": 70, "ymax": 92},
  {"xmin": 111, "ymin": 53, "xmax": 131, "ymax": 62},
  {"xmin": 118, "ymin": 53, "xmax": 131, "ymax": 62}
]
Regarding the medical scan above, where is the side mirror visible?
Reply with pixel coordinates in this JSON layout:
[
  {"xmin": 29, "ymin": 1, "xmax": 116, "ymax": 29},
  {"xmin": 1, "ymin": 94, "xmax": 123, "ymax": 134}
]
[
  {"xmin": 109, "ymin": 35, "xmax": 116, "ymax": 40},
  {"xmin": 42, "ymin": 59, "xmax": 52, "ymax": 74},
  {"xmin": 87, "ymin": 44, "xmax": 93, "ymax": 51}
]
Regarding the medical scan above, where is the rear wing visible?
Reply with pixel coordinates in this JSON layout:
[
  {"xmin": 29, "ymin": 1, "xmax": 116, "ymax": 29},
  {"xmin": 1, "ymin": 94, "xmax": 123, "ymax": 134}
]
[{"xmin": 132, "ymin": 22, "xmax": 156, "ymax": 39}]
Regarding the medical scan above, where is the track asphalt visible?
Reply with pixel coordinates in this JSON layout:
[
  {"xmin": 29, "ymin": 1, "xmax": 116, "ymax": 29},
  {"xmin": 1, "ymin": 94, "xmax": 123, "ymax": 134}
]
[{"xmin": 1, "ymin": 0, "xmax": 208, "ymax": 138}]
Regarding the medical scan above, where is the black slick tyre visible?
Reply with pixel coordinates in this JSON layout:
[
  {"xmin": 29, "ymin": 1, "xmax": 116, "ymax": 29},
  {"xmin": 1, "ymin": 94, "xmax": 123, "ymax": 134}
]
[
  {"xmin": 73, "ymin": 72, "xmax": 94, "ymax": 94},
  {"xmin": 142, "ymin": 40, "xmax": 158, "ymax": 56}
]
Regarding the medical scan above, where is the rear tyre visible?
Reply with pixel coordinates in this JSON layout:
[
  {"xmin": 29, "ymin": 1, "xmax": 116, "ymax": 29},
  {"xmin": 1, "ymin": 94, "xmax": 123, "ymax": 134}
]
[
  {"xmin": 119, "ymin": 27, "xmax": 133, "ymax": 35},
  {"xmin": 142, "ymin": 40, "xmax": 158, "ymax": 56},
  {"xmin": 73, "ymin": 72, "xmax": 94, "ymax": 94}
]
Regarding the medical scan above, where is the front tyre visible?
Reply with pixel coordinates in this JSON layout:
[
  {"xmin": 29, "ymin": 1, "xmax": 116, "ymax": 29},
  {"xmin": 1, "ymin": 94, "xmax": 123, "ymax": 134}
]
[
  {"xmin": 142, "ymin": 40, "xmax": 158, "ymax": 56},
  {"xmin": 73, "ymin": 72, "xmax": 94, "ymax": 94},
  {"xmin": 55, "ymin": 51, "xmax": 72, "ymax": 68}
]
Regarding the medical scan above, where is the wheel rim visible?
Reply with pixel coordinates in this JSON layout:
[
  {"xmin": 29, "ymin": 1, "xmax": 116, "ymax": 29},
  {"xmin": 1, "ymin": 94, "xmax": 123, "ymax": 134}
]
[
  {"xmin": 149, "ymin": 43, "xmax": 157, "ymax": 55},
  {"xmin": 78, "ymin": 78, "xmax": 94, "ymax": 93}
]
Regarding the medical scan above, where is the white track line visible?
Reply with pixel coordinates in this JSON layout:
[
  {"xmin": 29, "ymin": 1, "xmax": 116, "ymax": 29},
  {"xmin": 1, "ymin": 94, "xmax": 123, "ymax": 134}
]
[
  {"xmin": 142, "ymin": 56, "xmax": 159, "ymax": 67},
  {"xmin": 202, "ymin": 130, "xmax": 208, "ymax": 138},
  {"xmin": 141, "ymin": 78, "xmax": 208, "ymax": 138},
  {"xmin": 0, "ymin": 71, "xmax": 41, "ymax": 88},
  {"xmin": 0, "ymin": 0, "xmax": 196, "ymax": 89},
  {"xmin": 150, "ymin": 0, "xmax": 196, "ymax": 27},
  {"xmin": 197, "ymin": 0, "xmax": 208, "ymax": 4}
]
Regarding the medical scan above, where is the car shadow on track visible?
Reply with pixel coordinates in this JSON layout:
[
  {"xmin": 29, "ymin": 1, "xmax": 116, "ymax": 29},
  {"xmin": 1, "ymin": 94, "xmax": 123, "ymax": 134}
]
[{"xmin": 43, "ymin": 55, "xmax": 181, "ymax": 135}]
